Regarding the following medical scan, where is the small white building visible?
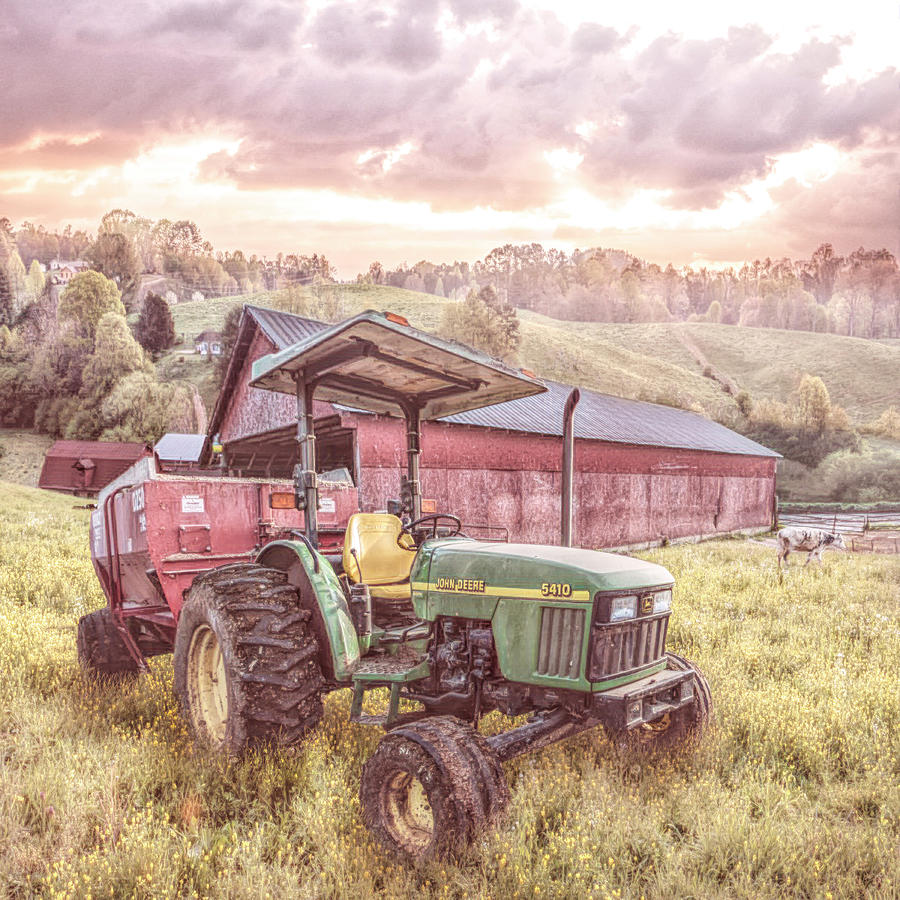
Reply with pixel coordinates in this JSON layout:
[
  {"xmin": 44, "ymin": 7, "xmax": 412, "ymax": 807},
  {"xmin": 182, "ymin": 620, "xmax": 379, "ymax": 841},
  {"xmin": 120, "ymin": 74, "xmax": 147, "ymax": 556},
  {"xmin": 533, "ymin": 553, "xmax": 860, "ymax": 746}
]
[{"xmin": 194, "ymin": 330, "xmax": 223, "ymax": 356}]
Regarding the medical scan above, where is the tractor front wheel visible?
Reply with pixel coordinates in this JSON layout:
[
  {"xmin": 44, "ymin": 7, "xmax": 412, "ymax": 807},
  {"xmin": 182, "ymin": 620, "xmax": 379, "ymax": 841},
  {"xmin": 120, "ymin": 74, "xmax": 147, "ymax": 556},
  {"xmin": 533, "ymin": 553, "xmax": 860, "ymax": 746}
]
[
  {"xmin": 360, "ymin": 716, "xmax": 509, "ymax": 862},
  {"xmin": 173, "ymin": 563, "xmax": 324, "ymax": 754},
  {"xmin": 613, "ymin": 652, "xmax": 712, "ymax": 752}
]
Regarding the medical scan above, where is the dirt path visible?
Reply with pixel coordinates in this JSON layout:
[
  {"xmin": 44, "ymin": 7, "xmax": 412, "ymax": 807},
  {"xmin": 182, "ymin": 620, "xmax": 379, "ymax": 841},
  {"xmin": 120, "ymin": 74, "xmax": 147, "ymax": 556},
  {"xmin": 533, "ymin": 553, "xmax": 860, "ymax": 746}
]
[{"xmin": 675, "ymin": 327, "xmax": 741, "ymax": 395}]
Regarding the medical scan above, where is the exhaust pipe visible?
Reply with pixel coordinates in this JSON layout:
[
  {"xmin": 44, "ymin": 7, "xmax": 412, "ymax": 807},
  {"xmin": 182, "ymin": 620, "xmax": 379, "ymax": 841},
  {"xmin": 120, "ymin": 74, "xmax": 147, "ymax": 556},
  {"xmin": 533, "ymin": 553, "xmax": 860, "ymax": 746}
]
[{"xmin": 561, "ymin": 388, "xmax": 580, "ymax": 547}]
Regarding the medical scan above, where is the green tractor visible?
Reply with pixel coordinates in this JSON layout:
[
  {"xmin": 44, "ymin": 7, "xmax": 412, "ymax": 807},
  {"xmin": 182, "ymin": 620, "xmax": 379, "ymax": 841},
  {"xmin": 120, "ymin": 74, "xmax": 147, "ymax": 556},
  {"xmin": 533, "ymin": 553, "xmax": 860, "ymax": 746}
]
[{"xmin": 165, "ymin": 311, "xmax": 711, "ymax": 861}]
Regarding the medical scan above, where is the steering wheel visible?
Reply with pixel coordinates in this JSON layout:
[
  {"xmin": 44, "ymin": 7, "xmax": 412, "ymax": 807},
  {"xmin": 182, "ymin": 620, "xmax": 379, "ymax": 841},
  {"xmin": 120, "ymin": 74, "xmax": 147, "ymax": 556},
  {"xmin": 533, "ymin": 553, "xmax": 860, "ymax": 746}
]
[{"xmin": 406, "ymin": 513, "xmax": 462, "ymax": 539}]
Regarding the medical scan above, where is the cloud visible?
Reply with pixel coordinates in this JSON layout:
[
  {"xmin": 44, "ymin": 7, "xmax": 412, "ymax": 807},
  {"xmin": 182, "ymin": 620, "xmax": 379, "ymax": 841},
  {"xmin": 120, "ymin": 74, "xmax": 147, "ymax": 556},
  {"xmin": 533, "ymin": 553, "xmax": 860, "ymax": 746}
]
[{"xmin": 1, "ymin": 0, "xmax": 898, "ymax": 267}]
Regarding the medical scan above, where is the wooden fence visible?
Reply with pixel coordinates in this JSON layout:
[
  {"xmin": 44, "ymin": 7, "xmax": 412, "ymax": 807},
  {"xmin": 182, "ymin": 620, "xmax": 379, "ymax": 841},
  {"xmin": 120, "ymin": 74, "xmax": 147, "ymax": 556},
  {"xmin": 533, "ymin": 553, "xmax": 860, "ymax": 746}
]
[{"xmin": 776, "ymin": 510, "xmax": 900, "ymax": 552}]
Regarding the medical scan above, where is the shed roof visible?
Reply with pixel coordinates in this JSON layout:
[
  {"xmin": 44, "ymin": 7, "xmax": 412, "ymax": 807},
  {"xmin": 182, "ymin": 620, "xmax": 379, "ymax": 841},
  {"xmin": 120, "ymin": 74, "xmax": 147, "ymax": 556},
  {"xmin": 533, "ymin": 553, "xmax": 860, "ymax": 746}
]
[
  {"xmin": 210, "ymin": 305, "xmax": 778, "ymax": 459},
  {"xmin": 38, "ymin": 441, "xmax": 151, "ymax": 494},
  {"xmin": 250, "ymin": 310, "xmax": 547, "ymax": 420},
  {"xmin": 43, "ymin": 440, "xmax": 150, "ymax": 460},
  {"xmin": 155, "ymin": 433, "xmax": 206, "ymax": 462}
]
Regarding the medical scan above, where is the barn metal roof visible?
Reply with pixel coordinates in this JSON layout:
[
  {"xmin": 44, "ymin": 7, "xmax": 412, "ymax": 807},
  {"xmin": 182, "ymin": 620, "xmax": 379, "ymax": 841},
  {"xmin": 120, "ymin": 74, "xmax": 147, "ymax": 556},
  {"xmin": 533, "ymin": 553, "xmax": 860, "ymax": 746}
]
[
  {"xmin": 247, "ymin": 304, "xmax": 328, "ymax": 348},
  {"xmin": 154, "ymin": 433, "xmax": 206, "ymax": 462},
  {"xmin": 219, "ymin": 305, "xmax": 778, "ymax": 459},
  {"xmin": 439, "ymin": 379, "xmax": 779, "ymax": 458}
]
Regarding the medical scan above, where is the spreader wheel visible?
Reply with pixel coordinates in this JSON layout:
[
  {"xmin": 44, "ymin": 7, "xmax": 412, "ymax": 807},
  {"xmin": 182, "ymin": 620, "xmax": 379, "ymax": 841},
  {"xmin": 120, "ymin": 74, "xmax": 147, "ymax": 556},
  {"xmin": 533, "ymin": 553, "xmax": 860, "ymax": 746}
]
[
  {"xmin": 615, "ymin": 652, "xmax": 712, "ymax": 752},
  {"xmin": 77, "ymin": 607, "xmax": 141, "ymax": 679},
  {"xmin": 173, "ymin": 563, "xmax": 324, "ymax": 754},
  {"xmin": 360, "ymin": 715, "xmax": 509, "ymax": 862}
]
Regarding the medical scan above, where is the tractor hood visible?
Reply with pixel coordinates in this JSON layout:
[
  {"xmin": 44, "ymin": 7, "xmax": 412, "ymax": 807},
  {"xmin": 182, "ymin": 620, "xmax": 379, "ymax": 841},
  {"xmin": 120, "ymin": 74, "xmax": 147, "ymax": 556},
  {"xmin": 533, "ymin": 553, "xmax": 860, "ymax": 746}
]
[
  {"xmin": 249, "ymin": 310, "xmax": 546, "ymax": 420},
  {"xmin": 411, "ymin": 540, "xmax": 673, "ymax": 616}
]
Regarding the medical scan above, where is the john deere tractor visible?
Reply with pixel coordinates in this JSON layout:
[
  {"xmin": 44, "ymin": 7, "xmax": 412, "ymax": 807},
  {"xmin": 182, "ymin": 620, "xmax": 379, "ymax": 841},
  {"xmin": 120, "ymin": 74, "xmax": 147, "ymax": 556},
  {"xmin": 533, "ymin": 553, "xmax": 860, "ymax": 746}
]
[{"xmin": 81, "ymin": 311, "xmax": 711, "ymax": 862}]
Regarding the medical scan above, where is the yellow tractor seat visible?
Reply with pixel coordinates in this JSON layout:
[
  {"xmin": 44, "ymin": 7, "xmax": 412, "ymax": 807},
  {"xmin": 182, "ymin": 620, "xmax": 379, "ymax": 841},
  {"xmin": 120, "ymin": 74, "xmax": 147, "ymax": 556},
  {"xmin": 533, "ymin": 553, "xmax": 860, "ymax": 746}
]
[{"xmin": 342, "ymin": 513, "xmax": 416, "ymax": 601}]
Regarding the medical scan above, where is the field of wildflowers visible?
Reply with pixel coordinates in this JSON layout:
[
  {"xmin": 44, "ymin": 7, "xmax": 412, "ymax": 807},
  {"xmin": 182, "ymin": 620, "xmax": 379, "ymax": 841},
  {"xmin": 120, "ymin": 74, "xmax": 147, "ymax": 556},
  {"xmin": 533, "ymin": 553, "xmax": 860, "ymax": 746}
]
[{"xmin": 0, "ymin": 479, "xmax": 897, "ymax": 899}]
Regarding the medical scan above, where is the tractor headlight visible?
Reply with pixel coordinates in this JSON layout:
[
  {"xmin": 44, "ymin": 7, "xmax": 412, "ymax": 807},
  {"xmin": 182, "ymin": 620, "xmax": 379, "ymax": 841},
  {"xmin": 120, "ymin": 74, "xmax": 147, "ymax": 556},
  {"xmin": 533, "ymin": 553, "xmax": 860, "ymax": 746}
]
[
  {"xmin": 653, "ymin": 589, "xmax": 673, "ymax": 614},
  {"xmin": 610, "ymin": 595, "xmax": 638, "ymax": 622}
]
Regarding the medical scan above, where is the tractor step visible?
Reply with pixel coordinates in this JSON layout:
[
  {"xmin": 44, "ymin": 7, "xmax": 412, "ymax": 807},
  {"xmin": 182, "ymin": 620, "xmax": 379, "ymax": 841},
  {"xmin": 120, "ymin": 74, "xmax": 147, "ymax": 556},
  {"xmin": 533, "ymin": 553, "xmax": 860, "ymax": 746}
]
[
  {"xmin": 352, "ymin": 656, "xmax": 430, "ymax": 682},
  {"xmin": 350, "ymin": 656, "xmax": 430, "ymax": 727}
]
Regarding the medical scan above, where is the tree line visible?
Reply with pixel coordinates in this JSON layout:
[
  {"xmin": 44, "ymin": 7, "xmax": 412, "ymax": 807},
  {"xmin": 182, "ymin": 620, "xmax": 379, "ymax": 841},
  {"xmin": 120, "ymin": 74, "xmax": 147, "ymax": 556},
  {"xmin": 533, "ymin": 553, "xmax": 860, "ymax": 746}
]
[
  {"xmin": 360, "ymin": 242, "xmax": 900, "ymax": 339},
  {"xmin": 0, "ymin": 211, "xmax": 336, "ymax": 320}
]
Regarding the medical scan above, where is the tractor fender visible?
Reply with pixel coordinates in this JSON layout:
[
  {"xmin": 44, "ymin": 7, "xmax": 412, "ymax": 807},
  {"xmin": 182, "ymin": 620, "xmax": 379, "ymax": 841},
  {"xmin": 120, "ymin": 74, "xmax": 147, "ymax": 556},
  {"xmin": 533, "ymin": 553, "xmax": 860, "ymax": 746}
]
[{"xmin": 255, "ymin": 540, "xmax": 360, "ymax": 683}]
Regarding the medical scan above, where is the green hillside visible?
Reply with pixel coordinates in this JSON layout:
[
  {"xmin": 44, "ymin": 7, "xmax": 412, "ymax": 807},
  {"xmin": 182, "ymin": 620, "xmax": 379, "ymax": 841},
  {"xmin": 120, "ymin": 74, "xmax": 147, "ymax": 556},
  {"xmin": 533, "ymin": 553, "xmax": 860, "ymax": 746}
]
[
  {"xmin": 157, "ymin": 285, "xmax": 900, "ymax": 426},
  {"xmin": 0, "ymin": 429, "xmax": 53, "ymax": 487}
]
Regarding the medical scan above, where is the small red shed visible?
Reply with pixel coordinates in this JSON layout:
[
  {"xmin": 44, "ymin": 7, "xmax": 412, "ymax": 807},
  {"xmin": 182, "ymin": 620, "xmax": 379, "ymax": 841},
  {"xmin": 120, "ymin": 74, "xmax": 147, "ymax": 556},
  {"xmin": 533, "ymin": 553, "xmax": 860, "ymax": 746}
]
[
  {"xmin": 38, "ymin": 440, "xmax": 152, "ymax": 497},
  {"xmin": 206, "ymin": 306, "xmax": 779, "ymax": 550}
]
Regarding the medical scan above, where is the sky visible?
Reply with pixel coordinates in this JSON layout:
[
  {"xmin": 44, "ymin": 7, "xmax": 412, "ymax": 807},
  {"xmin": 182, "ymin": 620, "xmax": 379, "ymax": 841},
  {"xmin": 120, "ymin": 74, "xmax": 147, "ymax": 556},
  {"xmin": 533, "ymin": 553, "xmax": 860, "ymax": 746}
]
[{"xmin": 1, "ymin": 0, "xmax": 898, "ymax": 277}]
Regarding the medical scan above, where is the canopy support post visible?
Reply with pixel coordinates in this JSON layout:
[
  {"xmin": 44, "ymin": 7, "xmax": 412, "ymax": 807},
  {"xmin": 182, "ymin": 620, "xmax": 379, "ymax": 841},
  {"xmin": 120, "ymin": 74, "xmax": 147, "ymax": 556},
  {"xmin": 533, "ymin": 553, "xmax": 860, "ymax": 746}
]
[
  {"xmin": 295, "ymin": 374, "xmax": 319, "ymax": 549},
  {"xmin": 403, "ymin": 404, "xmax": 422, "ymax": 523}
]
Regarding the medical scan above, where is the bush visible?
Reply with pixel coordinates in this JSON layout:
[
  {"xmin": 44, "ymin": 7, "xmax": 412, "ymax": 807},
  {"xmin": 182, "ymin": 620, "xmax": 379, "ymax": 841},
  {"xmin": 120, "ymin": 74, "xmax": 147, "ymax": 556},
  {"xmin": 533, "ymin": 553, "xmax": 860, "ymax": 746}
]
[
  {"xmin": 860, "ymin": 405, "xmax": 900, "ymax": 441},
  {"xmin": 817, "ymin": 448, "xmax": 900, "ymax": 502},
  {"xmin": 745, "ymin": 420, "xmax": 859, "ymax": 468}
]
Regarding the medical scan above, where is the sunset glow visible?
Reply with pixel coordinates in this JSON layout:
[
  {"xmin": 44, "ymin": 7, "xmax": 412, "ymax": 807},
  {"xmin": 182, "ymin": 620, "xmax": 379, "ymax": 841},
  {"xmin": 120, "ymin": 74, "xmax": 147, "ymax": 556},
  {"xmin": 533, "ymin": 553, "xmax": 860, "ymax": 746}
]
[{"xmin": 1, "ymin": 0, "xmax": 898, "ymax": 275}]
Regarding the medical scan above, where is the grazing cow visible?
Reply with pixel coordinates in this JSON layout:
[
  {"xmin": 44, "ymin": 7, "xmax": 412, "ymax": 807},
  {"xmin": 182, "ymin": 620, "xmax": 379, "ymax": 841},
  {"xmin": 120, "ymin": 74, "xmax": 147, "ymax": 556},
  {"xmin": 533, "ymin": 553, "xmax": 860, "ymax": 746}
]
[{"xmin": 776, "ymin": 527, "xmax": 846, "ymax": 568}]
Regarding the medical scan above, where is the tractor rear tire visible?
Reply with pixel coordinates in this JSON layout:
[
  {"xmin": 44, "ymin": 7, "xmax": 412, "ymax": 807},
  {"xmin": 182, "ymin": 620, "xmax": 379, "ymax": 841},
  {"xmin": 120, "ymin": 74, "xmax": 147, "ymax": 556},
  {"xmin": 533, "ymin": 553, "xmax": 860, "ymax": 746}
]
[
  {"xmin": 360, "ymin": 715, "xmax": 509, "ymax": 862},
  {"xmin": 173, "ymin": 563, "xmax": 324, "ymax": 754},
  {"xmin": 614, "ymin": 652, "xmax": 712, "ymax": 752},
  {"xmin": 77, "ymin": 608, "xmax": 141, "ymax": 679}
]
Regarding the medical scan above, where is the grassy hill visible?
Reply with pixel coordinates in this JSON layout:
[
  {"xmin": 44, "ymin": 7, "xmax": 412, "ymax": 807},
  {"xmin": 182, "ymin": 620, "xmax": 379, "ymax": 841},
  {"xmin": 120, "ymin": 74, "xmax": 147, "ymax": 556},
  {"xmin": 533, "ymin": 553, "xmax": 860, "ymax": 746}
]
[
  {"xmin": 0, "ymin": 429, "xmax": 53, "ymax": 487},
  {"xmin": 157, "ymin": 284, "xmax": 900, "ymax": 427}
]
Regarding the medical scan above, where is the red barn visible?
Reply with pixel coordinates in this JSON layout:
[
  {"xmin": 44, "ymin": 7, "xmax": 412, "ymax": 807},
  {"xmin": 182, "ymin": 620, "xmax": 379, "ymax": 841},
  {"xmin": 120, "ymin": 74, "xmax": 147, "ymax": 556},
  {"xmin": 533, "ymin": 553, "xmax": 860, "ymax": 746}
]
[
  {"xmin": 38, "ymin": 440, "xmax": 151, "ymax": 497},
  {"xmin": 207, "ymin": 306, "xmax": 779, "ymax": 550}
]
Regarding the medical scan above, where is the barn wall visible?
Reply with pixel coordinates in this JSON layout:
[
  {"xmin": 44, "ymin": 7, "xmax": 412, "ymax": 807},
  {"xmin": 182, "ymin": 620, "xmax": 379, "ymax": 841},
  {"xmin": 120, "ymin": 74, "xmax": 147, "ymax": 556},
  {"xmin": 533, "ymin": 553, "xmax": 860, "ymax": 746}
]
[
  {"xmin": 354, "ymin": 416, "xmax": 775, "ymax": 549},
  {"xmin": 219, "ymin": 331, "xmax": 334, "ymax": 445},
  {"xmin": 212, "ymin": 330, "xmax": 775, "ymax": 549},
  {"xmin": 220, "ymin": 331, "xmax": 293, "ymax": 444}
]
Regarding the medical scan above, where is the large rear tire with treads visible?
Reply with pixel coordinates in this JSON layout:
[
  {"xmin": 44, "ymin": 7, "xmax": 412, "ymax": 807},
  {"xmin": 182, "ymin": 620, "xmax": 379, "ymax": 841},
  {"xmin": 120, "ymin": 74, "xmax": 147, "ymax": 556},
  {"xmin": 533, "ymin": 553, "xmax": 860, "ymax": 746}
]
[{"xmin": 173, "ymin": 563, "xmax": 324, "ymax": 753}]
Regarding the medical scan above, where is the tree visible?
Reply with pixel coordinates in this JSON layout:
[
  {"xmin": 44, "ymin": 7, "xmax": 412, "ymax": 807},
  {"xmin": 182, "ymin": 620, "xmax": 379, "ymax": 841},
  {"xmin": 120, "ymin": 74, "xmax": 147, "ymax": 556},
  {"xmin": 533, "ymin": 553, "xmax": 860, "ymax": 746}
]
[
  {"xmin": 88, "ymin": 232, "xmax": 141, "ymax": 299},
  {"xmin": 801, "ymin": 243, "xmax": 842, "ymax": 304},
  {"xmin": 97, "ymin": 372, "xmax": 194, "ymax": 442},
  {"xmin": 25, "ymin": 260, "xmax": 45, "ymax": 306},
  {"xmin": 58, "ymin": 271, "xmax": 125, "ymax": 342},
  {"xmin": 0, "ymin": 231, "xmax": 15, "ymax": 326},
  {"xmin": 134, "ymin": 291, "xmax": 175, "ymax": 356},
  {"xmin": 81, "ymin": 313, "xmax": 149, "ymax": 401},
  {"xmin": 795, "ymin": 374, "xmax": 831, "ymax": 432},
  {"xmin": 440, "ymin": 285, "xmax": 520, "ymax": 361},
  {"xmin": 214, "ymin": 305, "xmax": 243, "ymax": 385}
]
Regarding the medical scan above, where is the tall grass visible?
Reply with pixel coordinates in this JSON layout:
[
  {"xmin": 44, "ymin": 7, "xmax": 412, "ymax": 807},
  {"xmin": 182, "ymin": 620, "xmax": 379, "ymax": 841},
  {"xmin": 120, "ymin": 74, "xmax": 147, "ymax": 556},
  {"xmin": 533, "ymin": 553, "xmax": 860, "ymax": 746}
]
[{"xmin": 0, "ymin": 480, "xmax": 897, "ymax": 898}]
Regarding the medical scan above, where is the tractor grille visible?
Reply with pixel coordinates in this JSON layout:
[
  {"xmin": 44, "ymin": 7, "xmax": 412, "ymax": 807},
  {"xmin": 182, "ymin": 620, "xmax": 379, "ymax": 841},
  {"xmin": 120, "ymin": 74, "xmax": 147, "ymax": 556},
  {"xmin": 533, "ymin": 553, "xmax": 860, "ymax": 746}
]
[
  {"xmin": 536, "ymin": 606, "xmax": 585, "ymax": 679},
  {"xmin": 586, "ymin": 615, "xmax": 668, "ymax": 681}
]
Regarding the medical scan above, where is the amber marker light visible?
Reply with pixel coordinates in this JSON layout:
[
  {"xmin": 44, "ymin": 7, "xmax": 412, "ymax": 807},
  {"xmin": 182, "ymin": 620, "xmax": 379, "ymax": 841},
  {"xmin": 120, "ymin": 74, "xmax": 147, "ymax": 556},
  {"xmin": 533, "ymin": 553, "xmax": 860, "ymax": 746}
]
[
  {"xmin": 269, "ymin": 492, "xmax": 297, "ymax": 509},
  {"xmin": 384, "ymin": 311, "xmax": 410, "ymax": 326}
]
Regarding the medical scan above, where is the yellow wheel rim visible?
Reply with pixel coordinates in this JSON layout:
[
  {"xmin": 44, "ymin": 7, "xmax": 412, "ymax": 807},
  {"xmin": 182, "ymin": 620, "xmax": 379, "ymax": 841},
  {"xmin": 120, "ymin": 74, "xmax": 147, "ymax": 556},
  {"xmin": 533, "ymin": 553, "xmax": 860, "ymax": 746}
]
[
  {"xmin": 637, "ymin": 711, "xmax": 671, "ymax": 739},
  {"xmin": 383, "ymin": 771, "xmax": 434, "ymax": 852},
  {"xmin": 187, "ymin": 625, "xmax": 228, "ymax": 745}
]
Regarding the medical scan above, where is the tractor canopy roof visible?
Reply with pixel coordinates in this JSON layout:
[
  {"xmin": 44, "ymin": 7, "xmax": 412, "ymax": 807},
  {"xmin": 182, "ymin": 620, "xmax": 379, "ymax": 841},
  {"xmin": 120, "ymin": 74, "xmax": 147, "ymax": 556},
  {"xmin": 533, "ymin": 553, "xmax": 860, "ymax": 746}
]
[{"xmin": 250, "ymin": 310, "xmax": 547, "ymax": 420}]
